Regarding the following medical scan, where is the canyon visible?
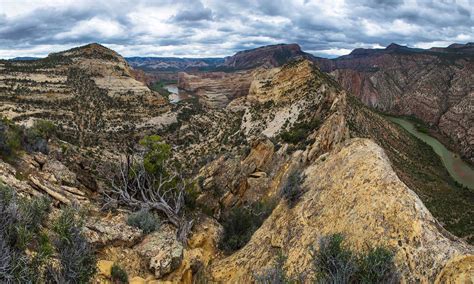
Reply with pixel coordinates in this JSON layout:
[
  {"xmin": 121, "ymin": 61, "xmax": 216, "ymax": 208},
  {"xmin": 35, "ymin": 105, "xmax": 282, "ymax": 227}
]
[{"xmin": 0, "ymin": 43, "xmax": 473, "ymax": 282}]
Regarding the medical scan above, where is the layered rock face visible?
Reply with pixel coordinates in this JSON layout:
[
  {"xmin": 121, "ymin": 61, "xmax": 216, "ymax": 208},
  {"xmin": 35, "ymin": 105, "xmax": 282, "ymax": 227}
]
[
  {"xmin": 177, "ymin": 70, "xmax": 255, "ymax": 108},
  {"xmin": 314, "ymin": 43, "xmax": 474, "ymax": 162},
  {"xmin": 1, "ymin": 44, "xmax": 473, "ymax": 283},
  {"xmin": 0, "ymin": 43, "xmax": 168, "ymax": 145},
  {"xmin": 210, "ymin": 139, "xmax": 473, "ymax": 282},
  {"xmin": 222, "ymin": 43, "xmax": 315, "ymax": 70}
]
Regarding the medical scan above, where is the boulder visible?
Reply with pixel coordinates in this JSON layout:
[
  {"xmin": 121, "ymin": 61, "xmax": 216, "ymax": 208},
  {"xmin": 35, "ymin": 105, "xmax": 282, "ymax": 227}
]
[
  {"xmin": 135, "ymin": 224, "xmax": 184, "ymax": 279},
  {"xmin": 43, "ymin": 159, "xmax": 77, "ymax": 186},
  {"xmin": 84, "ymin": 215, "xmax": 143, "ymax": 247}
]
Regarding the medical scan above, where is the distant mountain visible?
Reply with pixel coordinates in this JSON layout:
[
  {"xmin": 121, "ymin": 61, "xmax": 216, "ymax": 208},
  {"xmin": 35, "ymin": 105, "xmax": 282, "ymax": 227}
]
[
  {"xmin": 311, "ymin": 42, "xmax": 474, "ymax": 163},
  {"xmin": 10, "ymin": 56, "xmax": 41, "ymax": 61},
  {"xmin": 0, "ymin": 43, "xmax": 168, "ymax": 146},
  {"xmin": 126, "ymin": 57, "xmax": 224, "ymax": 71},
  {"xmin": 221, "ymin": 43, "xmax": 317, "ymax": 70},
  {"xmin": 126, "ymin": 43, "xmax": 322, "ymax": 72}
]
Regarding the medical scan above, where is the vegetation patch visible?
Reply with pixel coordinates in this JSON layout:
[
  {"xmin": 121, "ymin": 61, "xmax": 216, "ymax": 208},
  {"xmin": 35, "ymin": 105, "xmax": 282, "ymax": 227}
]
[
  {"xmin": 0, "ymin": 183, "xmax": 96, "ymax": 283},
  {"xmin": 0, "ymin": 117, "xmax": 56, "ymax": 159},
  {"xmin": 280, "ymin": 118, "xmax": 320, "ymax": 144},
  {"xmin": 219, "ymin": 200, "xmax": 276, "ymax": 253},
  {"xmin": 253, "ymin": 234, "xmax": 397, "ymax": 283},
  {"xmin": 280, "ymin": 170, "xmax": 304, "ymax": 207},
  {"xmin": 127, "ymin": 209, "xmax": 161, "ymax": 234},
  {"xmin": 111, "ymin": 263, "xmax": 128, "ymax": 284},
  {"xmin": 311, "ymin": 234, "xmax": 398, "ymax": 283}
]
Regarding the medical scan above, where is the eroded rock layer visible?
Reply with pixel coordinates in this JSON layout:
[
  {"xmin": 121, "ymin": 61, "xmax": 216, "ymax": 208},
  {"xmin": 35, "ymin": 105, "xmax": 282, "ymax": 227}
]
[{"xmin": 210, "ymin": 139, "xmax": 473, "ymax": 283}]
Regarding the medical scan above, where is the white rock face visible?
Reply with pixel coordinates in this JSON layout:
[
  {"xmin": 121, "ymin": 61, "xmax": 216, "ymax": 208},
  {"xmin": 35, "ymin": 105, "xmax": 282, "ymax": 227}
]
[{"xmin": 135, "ymin": 224, "xmax": 184, "ymax": 278}]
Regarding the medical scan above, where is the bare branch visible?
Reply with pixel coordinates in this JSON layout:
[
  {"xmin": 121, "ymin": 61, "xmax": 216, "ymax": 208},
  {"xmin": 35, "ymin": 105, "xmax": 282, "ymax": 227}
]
[{"xmin": 103, "ymin": 153, "xmax": 193, "ymax": 243}]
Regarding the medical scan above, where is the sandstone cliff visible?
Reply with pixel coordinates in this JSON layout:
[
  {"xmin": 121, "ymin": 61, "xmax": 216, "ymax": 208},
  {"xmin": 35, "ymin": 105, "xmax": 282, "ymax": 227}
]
[
  {"xmin": 0, "ymin": 43, "xmax": 169, "ymax": 146},
  {"xmin": 210, "ymin": 139, "xmax": 474, "ymax": 283},
  {"xmin": 1, "ymin": 44, "xmax": 473, "ymax": 283},
  {"xmin": 314, "ymin": 43, "xmax": 474, "ymax": 163}
]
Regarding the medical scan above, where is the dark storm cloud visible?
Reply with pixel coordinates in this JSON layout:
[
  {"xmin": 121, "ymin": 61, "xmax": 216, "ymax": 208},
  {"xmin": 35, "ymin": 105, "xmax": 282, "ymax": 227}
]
[
  {"xmin": 0, "ymin": 0, "xmax": 472, "ymax": 58},
  {"xmin": 171, "ymin": 1, "xmax": 213, "ymax": 22}
]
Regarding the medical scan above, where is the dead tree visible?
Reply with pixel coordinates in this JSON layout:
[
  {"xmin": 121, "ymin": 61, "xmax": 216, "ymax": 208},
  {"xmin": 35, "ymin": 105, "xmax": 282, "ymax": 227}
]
[{"xmin": 104, "ymin": 153, "xmax": 193, "ymax": 243}]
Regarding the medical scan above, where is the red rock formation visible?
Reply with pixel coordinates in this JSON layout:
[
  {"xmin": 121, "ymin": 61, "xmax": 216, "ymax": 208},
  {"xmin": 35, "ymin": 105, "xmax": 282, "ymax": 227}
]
[{"xmin": 313, "ymin": 44, "xmax": 474, "ymax": 163}]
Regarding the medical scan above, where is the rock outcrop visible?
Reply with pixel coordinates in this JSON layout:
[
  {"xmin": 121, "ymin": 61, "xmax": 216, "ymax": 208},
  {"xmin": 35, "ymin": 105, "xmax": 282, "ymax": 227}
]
[
  {"xmin": 84, "ymin": 214, "xmax": 143, "ymax": 248},
  {"xmin": 313, "ymin": 43, "xmax": 474, "ymax": 163},
  {"xmin": 222, "ymin": 43, "xmax": 316, "ymax": 70},
  {"xmin": 135, "ymin": 224, "xmax": 184, "ymax": 279},
  {"xmin": 177, "ymin": 70, "xmax": 254, "ymax": 108},
  {"xmin": 0, "ymin": 43, "xmax": 169, "ymax": 146},
  {"xmin": 210, "ymin": 138, "xmax": 474, "ymax": 282}
]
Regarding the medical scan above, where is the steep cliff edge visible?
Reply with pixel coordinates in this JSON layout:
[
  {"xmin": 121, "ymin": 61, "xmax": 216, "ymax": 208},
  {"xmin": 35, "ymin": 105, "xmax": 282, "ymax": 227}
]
[
  {"xmin": 314, "ymin": 44, "xmax": 474, "ymax": 163},
  {"xmin": 1, "ymin": 44, "xmax": 473, "ymax": 283},
  {"xmin": 210, "ymin": 138, "xmax": 473, "ymax": 282}
]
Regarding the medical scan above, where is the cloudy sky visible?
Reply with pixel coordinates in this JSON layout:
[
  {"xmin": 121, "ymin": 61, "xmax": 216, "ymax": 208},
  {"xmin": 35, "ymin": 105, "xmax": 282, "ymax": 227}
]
[{"xmin": 0, "ymin": 0, "xmax": 472, "ymax": 58}]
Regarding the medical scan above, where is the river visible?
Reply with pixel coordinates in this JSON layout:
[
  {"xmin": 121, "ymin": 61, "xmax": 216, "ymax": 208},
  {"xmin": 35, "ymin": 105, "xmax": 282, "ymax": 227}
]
[
  {"xmin": 386, "ymin": 116, "xmax": 474, "ymax": 189},
  {"xmin": 164, "ymin": 84, "xmax": 190, "ymax": 104}
]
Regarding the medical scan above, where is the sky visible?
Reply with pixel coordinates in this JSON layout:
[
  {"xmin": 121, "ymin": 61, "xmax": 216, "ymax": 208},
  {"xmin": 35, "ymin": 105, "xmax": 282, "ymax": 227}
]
[{"xmin": 0, "ymin": 0, "xmax": 473, "ymax": 58}]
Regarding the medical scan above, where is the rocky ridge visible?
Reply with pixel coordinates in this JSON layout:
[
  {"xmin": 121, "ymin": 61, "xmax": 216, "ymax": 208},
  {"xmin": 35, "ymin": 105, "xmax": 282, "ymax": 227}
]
[
  {"xmin": 171, "ymin": 59, "xmax": 474, "ymax": 282},
  {"xmin": 314, "ymin": 43, "xmax": 474, "ymax": 163},
  {"xmin": 210, "ymin": 139, "xmax": 473, "ymax": 283},
  {"xmin": 1, "ymin": 44, "xmax": 473, "ymax": 282},
  {"xmin": 0, "ymin": 43, "xmax": 169, "ymax": 146}
]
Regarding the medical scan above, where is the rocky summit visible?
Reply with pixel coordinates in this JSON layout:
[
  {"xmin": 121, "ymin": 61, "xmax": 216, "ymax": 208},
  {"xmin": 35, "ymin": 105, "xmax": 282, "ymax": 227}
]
[
  {"xmin": 0, "ymin": 43, "xmax": 169, "ymax": 146},
  {"xmin": 0, "ymin": 43, "xmax": 473, "ymax": 283}
]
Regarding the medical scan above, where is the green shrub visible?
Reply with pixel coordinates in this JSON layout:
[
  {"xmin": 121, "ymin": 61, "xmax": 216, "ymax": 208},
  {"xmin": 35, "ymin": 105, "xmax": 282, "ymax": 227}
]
[
  {"xmin": 111, "ymin": 263, "xmax": 128, "ymax": 283},
  {"xmin": 311, "ymin": 234, "xmax": 398, "ymax": 283},
  {"xmin": 219, "ymin": 200, "xmax": 276, "ymax": 253},
  {"xmin": 48, "ymin": 206, "xmax": 96, "ymax": 283},
  {"xmin": 139, "ymin": 135, "xmax": 171, "ymax": 176},
  {"xmin": 312, "ymin": 233, "xmax": 357, "ymax": 283},
  {"xmin": 0, "ymin": 182, "xmax": 51, "ymax": 282},
  {"xmin": 127, "ymin": 209, "xmax": 161, "ymax": 234},
  {"xmin": 280, "ymin": 118, "xmax": 320, "ymax": 144},
  {"xmin": 0, "ymin": 118, "xmax": 23, "ymax": 159},
  {"xmin": 30, "ymin": 120, "xmax": 56, "ymax": 140},
  {"xmin": 18, "ymin": 195, "xmax": 51, "ymax": 233},
  {"xmin": 280, "ymin": 171, "xmax": 304, "ymax": 207},
  {"xmin": 358, "ymin": 247, "xmax": 397, "ymax": 283}
]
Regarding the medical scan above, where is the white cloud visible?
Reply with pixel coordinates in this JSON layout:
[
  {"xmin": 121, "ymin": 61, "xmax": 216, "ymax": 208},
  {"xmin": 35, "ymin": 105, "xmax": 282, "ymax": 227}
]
[
  {"xmin": 0, "ymin": 0, "xmax": 472, "ymax": 58},
  {"xmin": 54, "ymin": 17, "xmax": 126, "ymax": 40}
]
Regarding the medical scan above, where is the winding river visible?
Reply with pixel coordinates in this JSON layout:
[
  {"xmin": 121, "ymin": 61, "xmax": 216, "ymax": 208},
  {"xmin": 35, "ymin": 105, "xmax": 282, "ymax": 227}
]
[
  {"xmin": 164, "ymin": 84, "xmax": 190, "ymax": 104},
  {"xmin": 387, "ymin": 116, "xmax": 474, "ymax": 189}
]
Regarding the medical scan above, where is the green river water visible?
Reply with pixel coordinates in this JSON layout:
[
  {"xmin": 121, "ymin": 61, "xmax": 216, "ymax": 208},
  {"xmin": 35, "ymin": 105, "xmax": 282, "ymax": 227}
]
[{"xmin": 387, "ymin": 116, "xmax": 474, "ymax": 189}]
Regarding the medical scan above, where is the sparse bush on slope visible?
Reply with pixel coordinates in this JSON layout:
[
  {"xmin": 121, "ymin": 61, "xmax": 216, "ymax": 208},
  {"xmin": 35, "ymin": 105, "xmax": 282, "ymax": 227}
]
[
  {"xmin": 254, "ymin": 251, "xmax": 306, "ymax": 284},
  {"xmin": 0, "ymin": 182, "xmax": 96, "ymax": 283},
  {"xmin": 280, "ymin": 171, "xmax": 304, "ymax": 207},
  {"xmin": 0, "ymin": 117, "xmax": 56, "ymax": 159},
  {"xmin": 312, "ymin": 234, "xmax": 398, "ymax": 283},
  {"xmin": 105, "ymin": 135, "xmax": 193, "ymax": 242},
  {"xmin": 219, "ymin": 200, "xmax": 276, "ymax": 253},
  {"xmin": 47, "ymin": 206, "xmax": 97, "ymax": 283},
  {"xmin": 127, "ymin": 209, "xmax": 161, "ymax": 234},
  {"xmin": 111, "ymin": 263, "xmax": 128, "ymax": 284}
]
